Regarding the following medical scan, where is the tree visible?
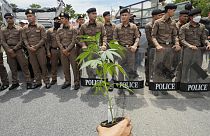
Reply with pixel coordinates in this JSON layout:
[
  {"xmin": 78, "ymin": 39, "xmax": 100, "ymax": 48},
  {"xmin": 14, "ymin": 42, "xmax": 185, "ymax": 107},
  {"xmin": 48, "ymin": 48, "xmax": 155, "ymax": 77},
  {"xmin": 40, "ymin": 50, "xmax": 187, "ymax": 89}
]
[
  {"xmin": 29, "ymin": 3, "xmax": 41, "ymax": 9},
  {"xmin": 96, "ymin": 16, "xmax": 104, "ymax": 23},
  {"xmin": 10, "ymin": 3, "xmax": 18, "ymax": 9},
  {"xmin": 64, "ymin": 4, "xmax": 86, "ymax": 19},
  {"xmin": 64, "ymin": 4, "xmax": 76, "ymax": 19},
  {"xmin": 174, "ymin": 0, "xmax": 210, "ymax": 16}
]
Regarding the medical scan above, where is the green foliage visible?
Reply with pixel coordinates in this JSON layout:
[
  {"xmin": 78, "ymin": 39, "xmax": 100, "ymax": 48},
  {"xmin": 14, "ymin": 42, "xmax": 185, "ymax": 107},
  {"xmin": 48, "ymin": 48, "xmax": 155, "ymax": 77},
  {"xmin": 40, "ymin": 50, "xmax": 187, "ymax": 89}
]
[
  {"xmin": 77, "ymin": 33, "xmax": 128, "ymax": 91},
  {"xmin": 173, "ymin": 0, "xmax": 210, "ymax": 16},
  {"xmin": 77, "ymin": 33, "xmax": 132, "ymax": 122},
  {"xmin": 29, "ymin": 3, "xmax": 41, "ymax": 9},
  {"xmin": 10, "ymin": 3, "xmax": 18, "ymax": 9},
  {"xmin": 96, "ymin": 16, "xmax": 104, "ymax": 23},
  {"xmin": 64, "ymin": 4, "xmax": 86, "ymax": 19},
  {"xmin": 64, "ymin": 4, "xmax": 76, "ymax": 19}
]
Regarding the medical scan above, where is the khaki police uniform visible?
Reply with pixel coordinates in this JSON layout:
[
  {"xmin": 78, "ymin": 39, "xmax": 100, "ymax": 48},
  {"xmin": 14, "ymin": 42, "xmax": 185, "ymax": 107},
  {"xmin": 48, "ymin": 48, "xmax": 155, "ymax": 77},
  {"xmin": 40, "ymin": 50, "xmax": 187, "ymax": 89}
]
[
  {"xmin": 22, "ymin": 23, "xmax": 50, "ymax": 85},
  {"xmin": 114, "ymin": 22, "xmax": 140, "ymax": 81},
  {"xmin": 79, "ymin": 21, "xmax": 107, "ymax": 78},
  {"xmin": 1, "ymin": 25, "xmax": 31, "ymax": 84},
  {"xmin": 151, "ymin": 14, "xmax": 179, "ymax": 82},
  {"xmin": 47, "ymin": 28, "xmax": 60, "ymax": 82},
  {"xmin": 56, "ymin": 25, "xmax": 80, "ymax": 86}
]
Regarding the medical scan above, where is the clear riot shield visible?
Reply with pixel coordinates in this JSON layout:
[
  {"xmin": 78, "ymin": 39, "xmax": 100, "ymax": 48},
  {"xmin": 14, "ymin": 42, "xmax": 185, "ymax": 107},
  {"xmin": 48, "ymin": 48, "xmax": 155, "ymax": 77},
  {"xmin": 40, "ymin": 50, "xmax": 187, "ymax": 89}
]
[
  {"xmin": 180, "ymin": 47, "xmax": 210, "ymax": 92},
  {"xmin": 149, "ymin": 47, "xmax": 182, "ymax": 91},
  {"xmin": 114, "ymin": 48, "xmax": 145, "ymax": 90}
]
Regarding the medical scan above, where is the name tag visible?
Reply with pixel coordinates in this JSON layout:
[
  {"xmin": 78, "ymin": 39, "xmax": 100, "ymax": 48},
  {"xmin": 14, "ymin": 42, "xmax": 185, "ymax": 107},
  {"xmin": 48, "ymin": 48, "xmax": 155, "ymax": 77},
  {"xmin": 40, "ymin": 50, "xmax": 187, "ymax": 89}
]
[{"xmin": 36, "ymin": 29, "xmax": 41, "ymax": 32}]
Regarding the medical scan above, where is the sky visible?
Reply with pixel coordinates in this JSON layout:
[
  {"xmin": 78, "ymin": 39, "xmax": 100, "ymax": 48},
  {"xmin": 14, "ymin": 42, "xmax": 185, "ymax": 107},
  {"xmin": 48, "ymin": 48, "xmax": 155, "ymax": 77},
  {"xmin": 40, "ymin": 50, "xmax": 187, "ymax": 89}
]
[{"xmin": 7, "ymin": 0, "xmax": 172, "ymax": 14}]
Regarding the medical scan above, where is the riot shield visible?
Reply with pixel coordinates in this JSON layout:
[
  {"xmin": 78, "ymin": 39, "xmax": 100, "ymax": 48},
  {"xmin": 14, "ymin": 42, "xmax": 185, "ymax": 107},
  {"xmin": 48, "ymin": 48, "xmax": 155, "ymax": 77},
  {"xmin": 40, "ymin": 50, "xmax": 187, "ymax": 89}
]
[
  {"xmin": 180, "ymin": 47, "xmax": 210, "ymax": 92},
  {"xmin": 149, "ymin": 47, "xmax": 182, "ymax": 91}
]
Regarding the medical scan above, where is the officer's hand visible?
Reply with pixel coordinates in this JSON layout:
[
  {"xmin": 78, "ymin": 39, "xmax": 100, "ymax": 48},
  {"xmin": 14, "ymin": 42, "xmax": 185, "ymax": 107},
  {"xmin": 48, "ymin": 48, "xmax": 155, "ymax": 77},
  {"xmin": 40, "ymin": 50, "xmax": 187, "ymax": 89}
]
[
  {"xmin": 101, "ymin": 45, "xmax": 107, "ymax": 51},
  {"xmin": 97, "ymin": 117, "xmax": 132, "ymax": 136},
  {"xmin": 206, "ymin": 45, "xmax": 210, "ymax": 50},
  {"xmin": 63, "ymin": 49, "xmax": 70, "ymax": 56},
  {"xmin": 130, "ymin": 46, "xmax": 137, "ymax": 53},
  {"xmin": 156, "ymin": 45, "xmax": 163, "ymax": 51},
  {"xmin": 8, "ymin": 49, "xmax": 16, "ymax": 58},
  {"xmin": 172, "ymin": 45, "xmax": 181, "ymax": 51},
  {"xmin": 189, "ymin": 45, "xmax": 198, "ymax": 50},
  {"xmin": 7, "ymin": 49, "xmax": 15, "ymax": 54},
  {"xmin": 28, "ymin": 46, "xmax": 36, "ymax": 52},
  {"xmin": 47, "ymin": 52, "xmax": 51, "ymax": 58}
]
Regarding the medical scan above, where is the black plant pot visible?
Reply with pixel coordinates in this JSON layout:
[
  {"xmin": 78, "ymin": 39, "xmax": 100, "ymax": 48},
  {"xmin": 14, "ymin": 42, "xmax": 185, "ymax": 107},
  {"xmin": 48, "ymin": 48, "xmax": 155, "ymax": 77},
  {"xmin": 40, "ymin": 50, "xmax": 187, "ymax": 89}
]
[{"xmin": 100, "ymin": 117, "xmax": 124, "ymax": 128}]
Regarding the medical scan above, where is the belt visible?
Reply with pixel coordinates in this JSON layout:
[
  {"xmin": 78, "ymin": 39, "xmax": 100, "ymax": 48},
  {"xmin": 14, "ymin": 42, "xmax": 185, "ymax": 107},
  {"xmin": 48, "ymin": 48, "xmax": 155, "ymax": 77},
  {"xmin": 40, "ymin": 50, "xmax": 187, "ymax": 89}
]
[
  {"xmin": 159, "ymin": 42, "xmax": 173, "ymax": 45},
  {"xmin": 8, "ymin": 44, "xmax": 16, "ymax": 46},
  {"xmin": 51, "ymin": 47, "xmax": 59, "ymax": 50},
  {"xmin": 8, "ymin": 45, "xmax": 22, "ymax": 51},
  {"xmin": 123, "ymin": 45, "xmax": 131, "ymax": 48}
]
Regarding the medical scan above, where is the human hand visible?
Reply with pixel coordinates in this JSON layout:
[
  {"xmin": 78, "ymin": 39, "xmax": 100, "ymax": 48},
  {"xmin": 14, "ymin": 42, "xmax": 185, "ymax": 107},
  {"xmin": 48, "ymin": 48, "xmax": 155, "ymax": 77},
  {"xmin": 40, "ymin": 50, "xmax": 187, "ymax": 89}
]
[{"xmin": 97, "ymin": 117, "xmax": 132, "ymax": 136}]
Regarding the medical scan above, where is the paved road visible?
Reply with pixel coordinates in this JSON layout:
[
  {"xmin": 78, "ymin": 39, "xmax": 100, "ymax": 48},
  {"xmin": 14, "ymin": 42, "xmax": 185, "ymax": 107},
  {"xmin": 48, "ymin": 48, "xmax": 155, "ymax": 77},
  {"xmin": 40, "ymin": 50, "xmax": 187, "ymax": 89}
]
[{"xmin": 0, "ymin": 56, "xmax": 210, "ymax": 136}]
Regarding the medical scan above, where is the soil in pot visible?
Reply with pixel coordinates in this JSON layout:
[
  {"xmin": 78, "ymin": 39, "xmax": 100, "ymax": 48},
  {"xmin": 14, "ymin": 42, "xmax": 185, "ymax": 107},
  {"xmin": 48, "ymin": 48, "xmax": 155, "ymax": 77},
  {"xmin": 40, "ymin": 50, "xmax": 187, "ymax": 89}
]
[{"xmin": 100, "ymin": 117, "xmax": 125, "ymax": 128}]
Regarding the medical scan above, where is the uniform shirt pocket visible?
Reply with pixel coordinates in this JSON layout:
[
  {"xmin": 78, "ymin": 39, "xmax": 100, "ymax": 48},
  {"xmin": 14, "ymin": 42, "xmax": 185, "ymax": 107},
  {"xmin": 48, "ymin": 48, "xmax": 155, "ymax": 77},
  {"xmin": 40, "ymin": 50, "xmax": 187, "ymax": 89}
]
[{"xmin": 12, "ymin": 30, "xmax": 20, "ymax": 37}]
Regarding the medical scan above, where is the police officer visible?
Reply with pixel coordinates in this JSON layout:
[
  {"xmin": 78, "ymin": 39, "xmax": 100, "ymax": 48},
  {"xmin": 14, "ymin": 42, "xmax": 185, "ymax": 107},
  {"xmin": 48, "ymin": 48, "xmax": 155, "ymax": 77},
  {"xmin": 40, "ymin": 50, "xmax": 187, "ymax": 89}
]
[
  {"xmin": 76, "ymin": 14, "xmax": 85, "ymax": 29},
  {"xmin": 1, "ymin": 13, "xmax": 33, "ymax": 90},
  {"xmin": 79, "ymin": 8, "xmax": 107, "ymax": 78},
  {"xmin": 19, "ymin": 20, "xmax": 28, "ymax": 28},
  {"xmin": 129, "ymin": 14, "xmax": 141, "ymax": 79},
  {"xmin": 114, "ymin": 8, "xmax": 140, "ymax": 95},
  {"xmin": 145, "ymin": 9, "xmax": 163, "ymax": 96},
  {"xmin": 176, "ymin": 10, "xmax": 189, "ymax": 30},
  {"xmin": 103, "ymin": 11, "xmax": 116, "ymax": 91},
  {"xmin": 75, "ymin": 14, "xmax": 85, "ymax": 82},
  {"xmin": 151, "ymin": 3, "xmax": 181, "ymax": 94},
  {"xmin": 103, "ymin": 11, "xmax": 115, "ymax": 44},
  {"xmin": 173, "ymin": 10, "xmax": 189, "ymax": 83},
  {"xmin": 56, "ymin": 12, "xmax": 80, "ymax": 90},
  {"xmin": 179, "ymin": 8, "xmax": 210, "ymax": 82},
  {"xmin": 46, "ymin": 17, "xmax": 61, "ymax": 85},
  {"xmin": 145, "ymin": 9, "xmax": 163, "ymax": 85},
  {"xmin": 0, "ymin": 30, "xmax": 9, "ymax": 91},
  {"xmin": 22, "ymin": 9, "xmax": 51, "ymax": 89}
]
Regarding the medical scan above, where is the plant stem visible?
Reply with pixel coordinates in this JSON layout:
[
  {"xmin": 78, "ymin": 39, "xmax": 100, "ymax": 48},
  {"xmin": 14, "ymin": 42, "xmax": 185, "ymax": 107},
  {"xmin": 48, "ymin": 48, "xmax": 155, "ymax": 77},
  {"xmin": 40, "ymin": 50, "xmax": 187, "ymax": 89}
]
[{"xmin": 103, "ymin": 62, "xmax": 114, "ymax": 123}]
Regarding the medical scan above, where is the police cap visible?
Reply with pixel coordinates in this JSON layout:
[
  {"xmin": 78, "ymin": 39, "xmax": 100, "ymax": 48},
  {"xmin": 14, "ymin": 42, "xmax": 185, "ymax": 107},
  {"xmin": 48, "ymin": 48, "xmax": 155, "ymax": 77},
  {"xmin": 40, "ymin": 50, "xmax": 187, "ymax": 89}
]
[
  {"xmin": 4, "ymin": 13, "xmax": 14, "ymax": 19},
  {"xmin": 188, "ymin": 8, "xmax": 201, "ymax": 16},
  {"xmin": 25, "ymin": 9, "xmax": 35, "ymax": 15},
  {"xmin": 86, "ymin": 8, "xmax": 96, "ymax": 14}
]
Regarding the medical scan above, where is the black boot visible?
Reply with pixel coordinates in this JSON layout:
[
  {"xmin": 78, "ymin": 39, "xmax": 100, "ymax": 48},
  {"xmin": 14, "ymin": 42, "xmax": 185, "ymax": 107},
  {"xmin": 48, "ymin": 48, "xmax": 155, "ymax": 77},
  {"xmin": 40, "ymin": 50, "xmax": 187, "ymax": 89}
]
[
  {"xmin": 50, "ymin": 80, "xmax": 57, "ymax": 85},
  {"xmin": 145, "ymin": 81, "xmax": 149, "ymax": 86},
  {"xmin": 33, "ymin": 83, "xmax": 42, "ymax": 89},
  {"xmin": 74, "ymin": 84, "xmax": 80, "ymax": 90},
  {"xmin": 26, "ymin": 83, "xmax": 33, "ymax": 89},
  {"xmin": 61, "ymin": 83, "xmax": 71, "ymax": 89},
  {"xmin": 9, "ymin": 83, "xmax": 20, "ymax": 90},
  {"xmin": 46, "ymin": 83, "xmax": 51, "ymax": 89},
  {"xmin": 0, "ymin": 84, "xmax": 9, "ymax": 91}
]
